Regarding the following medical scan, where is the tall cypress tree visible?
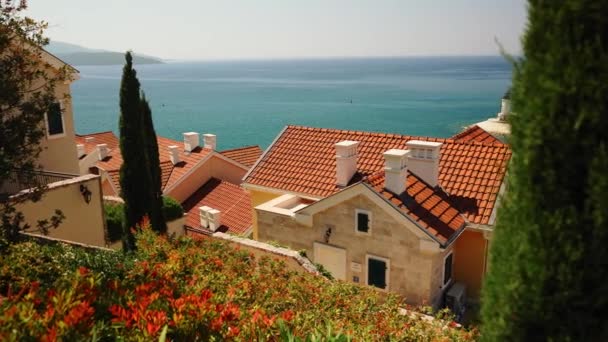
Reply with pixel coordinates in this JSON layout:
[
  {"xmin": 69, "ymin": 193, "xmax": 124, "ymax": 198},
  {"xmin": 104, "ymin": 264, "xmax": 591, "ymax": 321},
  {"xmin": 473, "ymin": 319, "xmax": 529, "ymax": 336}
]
[
  {"xmin": 481, "ymin": 1, "xmax": 608, "ymax": 340},
  {"xmin": 140, "ymin": 93, "xmax": 167, "ymax": 233},
  {"xmin": 118, "ymin": 52, "xmax": 150, "ymax": 251}
]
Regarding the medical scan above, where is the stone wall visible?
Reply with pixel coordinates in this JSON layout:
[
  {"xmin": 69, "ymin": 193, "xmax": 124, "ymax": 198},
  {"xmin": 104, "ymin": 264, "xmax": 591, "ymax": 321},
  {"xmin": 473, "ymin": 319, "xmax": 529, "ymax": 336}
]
[{"xmin": 257, "ymin": 193, "xmax": 452, "ymax": 307}]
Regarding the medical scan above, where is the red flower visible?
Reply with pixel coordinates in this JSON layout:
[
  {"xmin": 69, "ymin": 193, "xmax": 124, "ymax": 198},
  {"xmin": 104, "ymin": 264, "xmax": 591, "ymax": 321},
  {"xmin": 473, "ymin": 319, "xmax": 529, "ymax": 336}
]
[
  {"xmin": 78, "ymin": 266, "xmax": 89, "ymax": 276},
  {"xmin": 281, "ymin": 310, "xmax": 295, "ymax": 322}
]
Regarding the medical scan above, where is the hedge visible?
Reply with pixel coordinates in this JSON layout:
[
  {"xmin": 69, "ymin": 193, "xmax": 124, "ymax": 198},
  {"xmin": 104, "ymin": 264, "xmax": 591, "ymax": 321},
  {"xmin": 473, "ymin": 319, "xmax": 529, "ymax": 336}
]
[{"xmin": 104, "ymin": 197, "xmax": 184, "ymax": 242}]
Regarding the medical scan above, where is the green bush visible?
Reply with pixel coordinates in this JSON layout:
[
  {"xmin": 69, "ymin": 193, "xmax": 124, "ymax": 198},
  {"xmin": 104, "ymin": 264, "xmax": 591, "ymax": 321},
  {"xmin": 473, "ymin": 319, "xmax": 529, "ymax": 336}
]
[
  {"xmin": 103, "ymin": 197, "xmax": 183, "ymax": 242},
  {"xmin": 104, "ymin": 203, "xmax": 124, "ymax": 242},
  {"xmin": 162, "ymin": 196, "xmax": 184, "ymax": 221}
]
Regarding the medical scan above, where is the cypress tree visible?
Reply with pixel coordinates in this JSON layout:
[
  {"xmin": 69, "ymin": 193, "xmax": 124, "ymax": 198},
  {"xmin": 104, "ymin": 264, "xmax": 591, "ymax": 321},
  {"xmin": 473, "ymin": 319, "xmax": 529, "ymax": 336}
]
[
  {"xmin": 140, "ymin": 93, "xmax": 167, "ymax": 233},
  {"xmin": 118, "ymin": 52, "xmax": 150, "ymax": 251},
  {"xmin": 481, "ymin": 1, "xmax": 608, "ymax": 340}
]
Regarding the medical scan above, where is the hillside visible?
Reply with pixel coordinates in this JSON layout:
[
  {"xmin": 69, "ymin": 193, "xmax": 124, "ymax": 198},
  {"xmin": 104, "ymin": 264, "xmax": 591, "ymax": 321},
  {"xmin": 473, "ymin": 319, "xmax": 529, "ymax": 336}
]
[
  {"xmin": 46, "ymin": 41, "xmax": 164, "ymax": 66},
  {"xmin": 0, "ymin": 227, "xmax": 476, "ymax": 340}
]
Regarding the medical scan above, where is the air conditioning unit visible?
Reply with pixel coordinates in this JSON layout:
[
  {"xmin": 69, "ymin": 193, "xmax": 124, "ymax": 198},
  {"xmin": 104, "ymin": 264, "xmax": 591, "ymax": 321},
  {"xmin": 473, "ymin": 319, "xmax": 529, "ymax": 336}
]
[{"xmin": 445, "ymin": 282, "xmax": 466, "ymax": 322}]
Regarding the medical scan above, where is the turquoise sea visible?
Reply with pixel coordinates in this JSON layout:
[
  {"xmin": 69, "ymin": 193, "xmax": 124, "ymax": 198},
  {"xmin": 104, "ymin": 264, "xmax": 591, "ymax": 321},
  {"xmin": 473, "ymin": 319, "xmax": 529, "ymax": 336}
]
[{"xmin": 71, "ymin": 57, "xmax": 512, "ymax": 150}]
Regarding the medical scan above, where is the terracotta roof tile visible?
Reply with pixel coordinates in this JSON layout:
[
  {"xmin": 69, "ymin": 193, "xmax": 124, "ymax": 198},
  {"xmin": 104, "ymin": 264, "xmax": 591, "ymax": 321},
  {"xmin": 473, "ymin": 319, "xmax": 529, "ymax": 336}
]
[
  {"xmin": 245, "ymin": 125, "xmax": 511, "ymax": 225},
  {"xmin": 91, "ymin": 135, "xmax": 213, "ymax": 191},
  {"xmin": 365, "ymin": 171, "xmax": 465, "ymax": 244},
  {"xmin": 220, "ymin": 146, "xmax": 263, "ymax": 168},
  {"xmin": 75, "ymin": 131, "xmax": 119, "ymax": 157},
  {"xmin": 182, "ymin": 178, "xmax": 252, "ymax": 235}
]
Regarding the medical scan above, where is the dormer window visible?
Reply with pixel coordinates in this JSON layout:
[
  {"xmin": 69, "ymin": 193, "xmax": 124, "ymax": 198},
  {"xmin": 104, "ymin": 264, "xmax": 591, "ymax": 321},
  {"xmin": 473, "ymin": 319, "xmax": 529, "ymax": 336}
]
[
  {"xmin": 46, "ymin": 101, "xmax": 65, "ymax": 138},
  {"xmin": 355, "ymin": 209, "xmax": 371, "ymax": 234}
]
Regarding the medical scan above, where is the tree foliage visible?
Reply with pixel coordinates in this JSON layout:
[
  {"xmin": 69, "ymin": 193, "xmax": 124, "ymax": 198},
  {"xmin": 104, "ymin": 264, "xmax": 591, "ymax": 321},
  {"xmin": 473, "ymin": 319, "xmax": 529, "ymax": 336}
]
[
  {"xmin": 118, "ymin": 51, "xmax": 148, "ymax": 251},
  {"xmin": 141, "ymin": 93, "xmax": 167, "ymax": 233},
  {"xmin": 481, "ymin": 1, "xmax": 608, "ymax": 340},
  {"xmin": 0, "ymin": 1, "xmax": 66, "ymax": 248}
]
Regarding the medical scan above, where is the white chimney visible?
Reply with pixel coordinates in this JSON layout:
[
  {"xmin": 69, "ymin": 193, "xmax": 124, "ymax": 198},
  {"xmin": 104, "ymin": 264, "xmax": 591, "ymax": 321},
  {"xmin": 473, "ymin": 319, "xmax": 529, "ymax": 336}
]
[
  {"xmin": 199, "ymin": 206, "xmax": 211, "ymax": 228},
  {"xmin": 183, "ymin": 132, "xmax": 200, "ymax": 152},
  {"xmin": 85, "ymin": 137, "xmax": 95, "ymax": 143},
  {"xmin": 406, "ymin": 140, "xmax": 442, "ymax": 187},
  {"xmin": 96, "ymin": 143, "xmax": 109, "ymax": 161},
  {"xmin": 168, "ymin": 145, "xmax": 180, "ymax": 165},
  {"xmin": 207, "ymin": 208, "xmax": 222, "ymax": 231},
  {"xmin": 335, "ymin": 140, "xmax": 359, "ymax": 187},
  {"xmin": 76, "ymin": 144, "xmax": 85, "ymax": 158},
  {"xmin": 498, "ymin": 98, "xmax": 511, "ymax": 121},
  {"xmin": 203, "ymin": 134, "xmax": 217, "ymax": 150},
  {"xmin": 383, "ymin": 149, "xmax": 409, "ymax": 194}
]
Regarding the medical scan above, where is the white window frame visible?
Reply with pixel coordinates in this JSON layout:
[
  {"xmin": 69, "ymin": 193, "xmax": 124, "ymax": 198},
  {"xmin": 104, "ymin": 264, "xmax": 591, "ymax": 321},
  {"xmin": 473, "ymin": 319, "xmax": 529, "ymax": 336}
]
[
  {"xmin": 45, "ymin": 100, "xmax": 66, "ymax": 139},
  {"xmin": 441, "ymin": 251, "xmax": 454, "ymax": 289},
  {"xmin": 354, "ymin": 209, "xmax": 372, "ymax": 235},
  {"xmin": 365, "ymin": 254, "xmax": 390, "ymax": 292}
]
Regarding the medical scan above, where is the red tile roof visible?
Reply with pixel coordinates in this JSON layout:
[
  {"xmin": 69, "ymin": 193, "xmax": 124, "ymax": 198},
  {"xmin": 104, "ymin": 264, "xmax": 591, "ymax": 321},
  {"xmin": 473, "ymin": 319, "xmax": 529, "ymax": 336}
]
[
  {"xmin": 75, "ymin": 131, "xmax": 120, "ymax": 156},
  {"xmin": 245, "ymin": 125, "xmax": 511, "ymax": 225},
  {"xmin": 452, "ymin": 125, "xmax": 502, "ymax": 144},
  {"xmin": 91, "ymin": 136, "xmax": 213, "ymax": 192},
  {"xmin": 182, "ymin": 178, "xmax": 252, "ymax": 235},
  {"xmin": 220, "ymin": 146, "xmax": 263, "ymax": 168},
  {"xmin": 365, "ymin": 171, "xmax": 466, "ymax": 244}
]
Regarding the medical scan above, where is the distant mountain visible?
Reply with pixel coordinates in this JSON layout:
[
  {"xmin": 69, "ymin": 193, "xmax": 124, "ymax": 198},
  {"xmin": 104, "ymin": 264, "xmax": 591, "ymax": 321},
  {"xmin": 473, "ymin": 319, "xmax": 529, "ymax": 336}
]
[{"xmin": 46, "ymin": 41, "xmax": 164, "ymax": 66}]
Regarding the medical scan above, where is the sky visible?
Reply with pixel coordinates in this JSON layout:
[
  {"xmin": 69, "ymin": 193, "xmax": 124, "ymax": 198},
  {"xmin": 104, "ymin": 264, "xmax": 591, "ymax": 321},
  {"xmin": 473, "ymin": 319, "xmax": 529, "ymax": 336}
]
[{"xmin": 26, "ymin": 0, "xmax": 527, "ymax": 60}]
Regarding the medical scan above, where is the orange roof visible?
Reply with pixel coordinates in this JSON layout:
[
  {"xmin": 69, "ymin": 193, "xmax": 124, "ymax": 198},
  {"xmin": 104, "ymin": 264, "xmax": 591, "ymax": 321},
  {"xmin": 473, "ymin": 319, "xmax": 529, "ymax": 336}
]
[
  {"xmin": 92, "ymin": 136, "xmax": 213, "ymax": 191},
  {"xmin": 220, "ymin": 146, "xmax": 263, "ymax": 168},
  {"xmin": 182, "ymin": 178, "xmax": 252, "ymax": 235},
  {"xmin": 365, "ymin": 171, "xmax": 465, "ymax": 243},
  {"xmin": 452, "ymin": 125, "xmax": 502, "ymax": 143},
  {"xmin": 75, "ymin": 131, "xmax": 119, "ymax": 157},
  {"xmin": 245, "ymin": 125, "xmax": 511, "ymax": 225}
]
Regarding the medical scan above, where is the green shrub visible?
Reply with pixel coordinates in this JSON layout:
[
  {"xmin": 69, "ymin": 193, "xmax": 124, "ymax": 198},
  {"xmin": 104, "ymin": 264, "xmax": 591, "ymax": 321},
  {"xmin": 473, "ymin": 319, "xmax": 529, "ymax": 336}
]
[
  {"xmin": 103, "ymin": 197, "xmax": 183, "ymax": 242},
  {"xmin": 0, "ymin": 227, "xmax": 477, "ymax": 341},
  {"xmin": 103, "ymin": 203, "xmax": 124, "ymax": 242},
  {"xmin": 162, "ymin": 196, "xmax": 184, "ymax": 221}
]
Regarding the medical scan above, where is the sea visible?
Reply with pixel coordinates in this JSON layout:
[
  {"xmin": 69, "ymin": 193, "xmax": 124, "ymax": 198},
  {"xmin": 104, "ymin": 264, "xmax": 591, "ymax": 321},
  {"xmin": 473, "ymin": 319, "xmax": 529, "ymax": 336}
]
[{"xmin": 71, "ymin": 56, "xmax": 512, "ymax": 150}]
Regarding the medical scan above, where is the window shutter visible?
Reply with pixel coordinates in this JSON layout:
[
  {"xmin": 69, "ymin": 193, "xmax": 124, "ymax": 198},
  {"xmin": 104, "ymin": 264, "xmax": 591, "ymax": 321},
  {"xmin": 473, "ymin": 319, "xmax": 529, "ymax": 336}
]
[
  {"xmin": 357, "ymin": 212, "xmax": 369, "ymax": 232},
  {"xmin": 47, "ymin": 102, "xmax": 64, "ymax": 135}
]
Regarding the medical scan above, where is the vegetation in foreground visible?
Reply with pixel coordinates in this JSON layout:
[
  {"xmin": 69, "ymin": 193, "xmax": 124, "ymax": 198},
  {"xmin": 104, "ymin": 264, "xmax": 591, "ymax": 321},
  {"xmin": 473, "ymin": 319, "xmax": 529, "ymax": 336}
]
[
  {"xmin": 0, "ymin": 224, "xmax": 476, "ymax": 341},
  {"xmin": 481, "ymin": 0, "xmax": 608, "ymax": 340}
]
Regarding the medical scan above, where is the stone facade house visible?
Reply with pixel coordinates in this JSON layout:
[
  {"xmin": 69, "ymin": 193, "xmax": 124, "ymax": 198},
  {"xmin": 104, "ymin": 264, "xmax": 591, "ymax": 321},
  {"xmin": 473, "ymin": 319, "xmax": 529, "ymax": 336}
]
[{"xmin": 242, "ymin": 125, "xmax": 511, "ymax": 307}]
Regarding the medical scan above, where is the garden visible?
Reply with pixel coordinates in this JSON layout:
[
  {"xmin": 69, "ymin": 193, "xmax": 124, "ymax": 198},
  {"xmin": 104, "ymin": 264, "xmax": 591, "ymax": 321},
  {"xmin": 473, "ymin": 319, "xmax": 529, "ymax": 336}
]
[{"xmin": 0, "ymin": 222, "xmax": 477, "ymax": 341}]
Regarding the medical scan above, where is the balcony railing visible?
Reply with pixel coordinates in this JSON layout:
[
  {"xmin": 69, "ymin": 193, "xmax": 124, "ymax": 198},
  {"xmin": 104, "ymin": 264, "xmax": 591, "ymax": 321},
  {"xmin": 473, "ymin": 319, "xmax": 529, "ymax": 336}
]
[{"xmin": 1, "ymin": 169, "xmax": 78, "ymax": 198}]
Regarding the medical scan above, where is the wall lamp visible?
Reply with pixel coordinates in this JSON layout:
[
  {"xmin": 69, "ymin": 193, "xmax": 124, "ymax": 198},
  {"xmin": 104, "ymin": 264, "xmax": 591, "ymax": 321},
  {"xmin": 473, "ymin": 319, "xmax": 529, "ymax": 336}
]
[{"xmin": 80, "ymin": 184, "xmax": 92, "ymax": 204}]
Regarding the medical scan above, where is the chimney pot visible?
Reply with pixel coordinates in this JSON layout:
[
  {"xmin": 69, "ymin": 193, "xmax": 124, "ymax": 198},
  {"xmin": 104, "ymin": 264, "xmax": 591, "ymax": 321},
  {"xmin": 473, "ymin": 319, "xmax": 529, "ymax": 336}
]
[
  {"xmin": 335, "ymin": 140, "xmax": 359, "ymax": 187},
  {"xmin": 207, "ymin": 208, "xmax": 222, "ymax": 231},
  {"xmin": 168, "ymin": 145, "xmax": 180, "ymax": 165},
  {"xmin": 203, "ymin": 134, "xmax": 217, "ymax": 150},
  {"xmin": 199, "ymin": 206, "xmax": 211, "ymax": 228},
  {"xmin": 183, "ymin": 132, "xmax": 200, "ymax": 152},
  {"xmin": 76, "ymin": 144, "xmax": 85, "ymax": 158},
  {"xmin": 383, "ymin": 149, "xmax": 409, "ymax": 194},
  {"xmin": 96, "ymin": 144, "xmax": 109, "ymax": 161},
  {"xmin": 405, "ymin": 140, "xmax": 442, "ymax": 187}
]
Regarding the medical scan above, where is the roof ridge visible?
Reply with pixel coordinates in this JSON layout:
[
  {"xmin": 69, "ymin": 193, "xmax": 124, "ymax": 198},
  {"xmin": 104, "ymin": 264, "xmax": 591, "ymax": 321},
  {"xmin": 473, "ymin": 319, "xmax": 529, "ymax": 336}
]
[
  {"xmin": 220, "ymin": 145, "xmax": 261, "ymax": 153},
  {"xmin": 76, "ymin": 131, "xmax": 116, "ymax": 137}
]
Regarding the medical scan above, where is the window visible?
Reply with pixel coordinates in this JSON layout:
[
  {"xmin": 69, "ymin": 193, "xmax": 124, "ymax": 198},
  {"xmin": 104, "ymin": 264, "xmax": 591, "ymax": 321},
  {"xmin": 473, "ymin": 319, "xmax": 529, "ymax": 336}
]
[
  {"xmin": 366, "ymin": 255, "xmax": 390, "ymax": 291},
  {"xmin": 443, "ymin": 252, "xmax": 453, "ymax": 286},
  {"xmin": 46, "ymin": 101, "xmax": 65, "ymax": 137},
  {"xmin": 355, "ymin": 209, "xmax": 371, "ymax": 234}
]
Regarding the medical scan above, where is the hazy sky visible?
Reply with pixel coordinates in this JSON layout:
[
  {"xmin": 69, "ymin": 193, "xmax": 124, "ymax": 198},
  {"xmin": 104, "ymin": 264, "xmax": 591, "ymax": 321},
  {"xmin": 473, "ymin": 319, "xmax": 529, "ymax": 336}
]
[{"xmin": 26, "ymin": 0, "xmax": 527, "ymax": 60}]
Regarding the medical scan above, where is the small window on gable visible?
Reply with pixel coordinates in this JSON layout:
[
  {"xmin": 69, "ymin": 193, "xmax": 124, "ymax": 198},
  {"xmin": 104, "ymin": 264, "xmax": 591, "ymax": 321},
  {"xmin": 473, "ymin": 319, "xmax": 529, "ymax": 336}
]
[
  {"xmin": 443, "ymin": 252, "xmax": 453, "ymax": 286},
  {"xmin": 355, "ymin": 209, "xmax": 370, "ymax": 234},
  {"xmin": 46, "ymin": 102, "xmax": 64, "ymax": 136},
  {"xmin": 425, "ymin": 149, "xmax": 433, "ymax": 159}
]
